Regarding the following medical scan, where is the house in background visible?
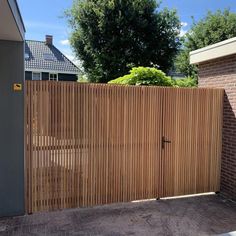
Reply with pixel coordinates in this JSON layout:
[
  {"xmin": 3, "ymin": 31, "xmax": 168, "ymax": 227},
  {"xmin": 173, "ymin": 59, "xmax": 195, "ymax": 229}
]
[{"xmin": 25, "ymin": 35, "xmax": 78, "ymax": 81}]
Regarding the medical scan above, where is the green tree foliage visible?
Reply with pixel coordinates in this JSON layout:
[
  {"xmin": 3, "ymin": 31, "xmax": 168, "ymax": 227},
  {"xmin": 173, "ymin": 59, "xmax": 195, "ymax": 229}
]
[
  {"xmin": 175, "ymin": 9, "xmax": 236, "ymax": 78},
  {"xmin": 174, "ymin": 77, "xmax": 197, "ymax": 87},
  {"xmin": 108, "ymin": 67, "xmax": 196, "ymax": 87},
  {"xmin": 66, "ymin": 0, "xmax": 181, "ymax": 83}
]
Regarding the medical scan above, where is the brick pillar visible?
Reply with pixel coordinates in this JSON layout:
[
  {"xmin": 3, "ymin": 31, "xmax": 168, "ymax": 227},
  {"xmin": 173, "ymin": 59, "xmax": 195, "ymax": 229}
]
[{"xmin": 198, "ymin": 55, "xmax": 236, "ymax": 199}]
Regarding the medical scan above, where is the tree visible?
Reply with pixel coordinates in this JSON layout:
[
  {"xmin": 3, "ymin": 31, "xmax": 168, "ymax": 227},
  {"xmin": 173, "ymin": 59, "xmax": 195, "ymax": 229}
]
[
  {"xmin": 175, "ymin": 9, "xmax": 236, "ymax": 78},
  {"xmin": 66, "ymin": 0, "xmax": 181, "ymax": 83},
  {"xmin": 108, "ymin": 66, "xmax": 197, "ymax": 87}
]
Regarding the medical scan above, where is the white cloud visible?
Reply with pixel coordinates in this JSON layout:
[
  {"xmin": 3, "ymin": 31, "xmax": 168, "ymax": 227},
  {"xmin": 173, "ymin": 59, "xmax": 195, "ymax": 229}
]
[
  {"xmin": 179, "ymin": 22, "xmax": 188, "ymax": 37},
  {"xmin": 180, "ymin": 29, "xmax": 187, "ymax": 37},
  {"xmin": 181, "ymin": 22, "xmax": 188, "ymax": 28},
  {"xmin": 60, "ymin": 39, "xmax": 70, "ymax": 46}
]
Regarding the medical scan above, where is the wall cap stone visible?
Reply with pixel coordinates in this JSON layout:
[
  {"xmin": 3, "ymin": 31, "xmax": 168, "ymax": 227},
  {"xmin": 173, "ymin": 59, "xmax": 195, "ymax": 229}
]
[{"xmin": 190, "ymin": 37, "xmax": 236, "ymax": 65}]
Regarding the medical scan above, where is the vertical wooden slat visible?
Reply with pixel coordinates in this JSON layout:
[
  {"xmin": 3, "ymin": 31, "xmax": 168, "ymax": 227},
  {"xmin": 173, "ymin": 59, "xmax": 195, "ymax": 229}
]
[
  {"xmin": 161, "ymin": 88, "xmax": 224, "ymax": 198},
  {"xmin": 25, "ymin": 81, "xmax": 224, "ymax": 213}
]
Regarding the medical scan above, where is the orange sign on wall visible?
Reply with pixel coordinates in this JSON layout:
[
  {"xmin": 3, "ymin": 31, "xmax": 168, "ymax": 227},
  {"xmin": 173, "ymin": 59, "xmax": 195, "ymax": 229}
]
[{"xmin": 13, "ymin": 83, "xmax": 22, "ymax": 91}]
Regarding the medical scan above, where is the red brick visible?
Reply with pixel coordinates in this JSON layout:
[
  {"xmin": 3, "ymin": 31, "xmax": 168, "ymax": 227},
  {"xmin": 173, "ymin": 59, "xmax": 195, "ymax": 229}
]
[{"xmin": 198, "ymin": 54, "xmax": 236, "ymax": 200}]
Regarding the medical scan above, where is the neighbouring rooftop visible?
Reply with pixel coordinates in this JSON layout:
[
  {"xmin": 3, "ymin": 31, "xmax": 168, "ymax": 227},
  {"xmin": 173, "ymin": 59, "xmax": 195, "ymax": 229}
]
[{"xmin": 25, "ymin": 35, "xmax": 78, "ymax": 74}]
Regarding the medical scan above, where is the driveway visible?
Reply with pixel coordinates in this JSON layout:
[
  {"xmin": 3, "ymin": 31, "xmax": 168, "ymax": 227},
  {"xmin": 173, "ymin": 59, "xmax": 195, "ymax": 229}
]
[{"xmin": 0, "ymin": 194, "xmax": 236, "ymax": 236}]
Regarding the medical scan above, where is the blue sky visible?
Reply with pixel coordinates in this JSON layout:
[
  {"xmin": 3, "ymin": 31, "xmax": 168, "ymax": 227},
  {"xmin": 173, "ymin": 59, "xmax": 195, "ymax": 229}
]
[{"xmin": 18, "ymin": 0, "xmax": 236, "ymax": 64}]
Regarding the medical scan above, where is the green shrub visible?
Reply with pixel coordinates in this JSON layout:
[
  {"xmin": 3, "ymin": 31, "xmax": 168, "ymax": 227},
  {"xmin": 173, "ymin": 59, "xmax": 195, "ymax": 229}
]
[
  {"xmin": 77, "ymin": 74, "xmax": 89, "ymax": 83},
  {"xmin": 108, "ymin": 67, "xmax": 197, "ymax": 88},
  {"xmin": 108, "ymin": 67, "xmax": 174, "ymax": 86},
  {"xmin": 174, "ymin": 77, "xmax": 197, "ymax": 87}
]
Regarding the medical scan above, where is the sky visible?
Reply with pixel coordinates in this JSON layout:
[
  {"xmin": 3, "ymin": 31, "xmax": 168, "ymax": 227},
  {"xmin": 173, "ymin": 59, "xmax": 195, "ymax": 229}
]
[{"xmin": 18, "ymin": 0, "xmax": 236, "ymax": 65}]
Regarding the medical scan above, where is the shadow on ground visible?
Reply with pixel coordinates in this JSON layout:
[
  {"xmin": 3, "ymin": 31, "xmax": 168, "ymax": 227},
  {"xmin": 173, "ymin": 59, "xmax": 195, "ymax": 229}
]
[{"xmin": 0, "ymin": 194, "xmax": 236, "ymax": 236}]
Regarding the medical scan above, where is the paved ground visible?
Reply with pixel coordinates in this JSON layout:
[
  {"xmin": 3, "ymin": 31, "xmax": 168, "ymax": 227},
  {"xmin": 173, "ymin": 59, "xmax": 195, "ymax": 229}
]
[{"xmin": 0, "ymin": 194, "xmax": 236, "ymax": 236}]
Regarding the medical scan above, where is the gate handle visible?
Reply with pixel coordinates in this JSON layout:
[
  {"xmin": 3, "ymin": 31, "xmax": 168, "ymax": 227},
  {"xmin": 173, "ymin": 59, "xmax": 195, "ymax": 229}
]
[{"xmin": 162, "ymin": 136, "xmax": 171, "ymax": 149}]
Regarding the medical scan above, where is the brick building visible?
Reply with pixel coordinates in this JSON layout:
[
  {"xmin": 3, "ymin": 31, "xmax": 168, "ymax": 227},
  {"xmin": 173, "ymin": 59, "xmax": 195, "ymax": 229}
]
[{"xmin": 190, "ymin": 37, "xmax": 236, "ymax": 199}]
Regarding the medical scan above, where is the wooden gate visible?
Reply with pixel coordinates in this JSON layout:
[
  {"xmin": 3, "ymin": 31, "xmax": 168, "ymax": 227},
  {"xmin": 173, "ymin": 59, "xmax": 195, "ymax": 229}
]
[{"xmin": 25, "ymin": 81, "xmax": 224, "ymax": 213}]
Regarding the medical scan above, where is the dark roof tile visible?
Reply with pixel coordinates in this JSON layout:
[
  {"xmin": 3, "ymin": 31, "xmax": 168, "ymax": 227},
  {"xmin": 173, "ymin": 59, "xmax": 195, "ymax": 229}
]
[{"xmin": 25, "ymin": 40, "xmax": 78, "ymax": 74}]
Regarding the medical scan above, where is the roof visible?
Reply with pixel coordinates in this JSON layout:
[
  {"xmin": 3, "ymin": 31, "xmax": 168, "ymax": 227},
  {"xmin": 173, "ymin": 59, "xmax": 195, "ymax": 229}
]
[
  {"xmin": 190, "ymin": 37, "xmax": 236, "ymax": 65},
  {"xmin": 12, "ymin": 0, "xmax": 26, "ymax": 34},
  {"xmin": 0, "ymin": 0, "xmax": 25, "ymax": 41},
  {"xmin": 25, "ymin": 40, "xmax": 78, "ymax": 74}
]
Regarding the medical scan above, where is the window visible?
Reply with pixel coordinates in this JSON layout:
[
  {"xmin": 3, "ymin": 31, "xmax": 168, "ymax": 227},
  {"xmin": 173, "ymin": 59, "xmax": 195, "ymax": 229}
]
[
  {"xmin": 32, "ymin": 72, "xmax": 41, "ymax": 81},
  {"xmin": 43, "ymin": 53, "xmax": 54, "ymax": 61},
  {"xmin": 49, "ymin": 73, "xmax": 58, "ymax": 81}
]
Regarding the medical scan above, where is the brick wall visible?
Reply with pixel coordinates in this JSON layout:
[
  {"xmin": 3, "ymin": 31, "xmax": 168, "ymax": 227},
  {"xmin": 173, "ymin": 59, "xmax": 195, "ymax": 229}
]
[{"xmin": 198, "ymin": 54, "xmax": 236, "ymax": 199}]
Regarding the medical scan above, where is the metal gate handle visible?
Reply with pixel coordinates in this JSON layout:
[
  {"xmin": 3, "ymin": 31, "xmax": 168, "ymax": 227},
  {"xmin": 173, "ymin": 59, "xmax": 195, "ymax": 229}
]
[{"xmin": 162, "ymin": 136, "xmax": 171, "ymax": 149}]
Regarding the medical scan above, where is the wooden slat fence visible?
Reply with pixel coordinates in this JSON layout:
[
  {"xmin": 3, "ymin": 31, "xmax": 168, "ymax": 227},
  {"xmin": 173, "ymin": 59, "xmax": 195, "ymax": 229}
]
[
  {"xmin": 161, "ymin": 88, "xmax": 223, "ymax": 197},
  {"xmin": 25, "ymin": 81, "xmax": 224, "ymax": 213}
]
